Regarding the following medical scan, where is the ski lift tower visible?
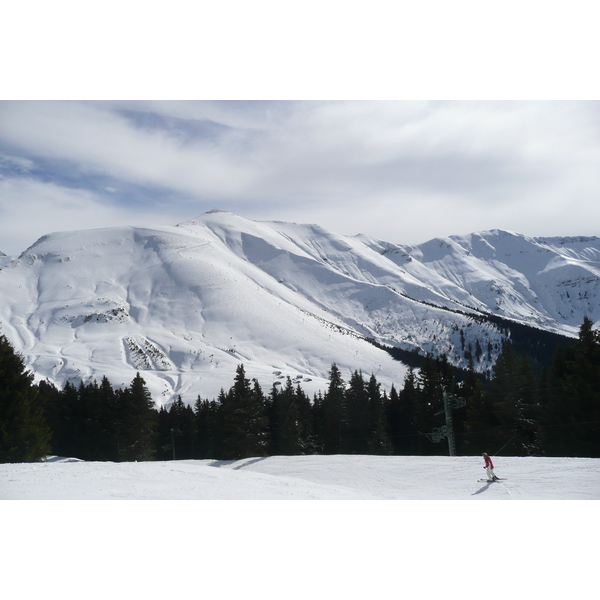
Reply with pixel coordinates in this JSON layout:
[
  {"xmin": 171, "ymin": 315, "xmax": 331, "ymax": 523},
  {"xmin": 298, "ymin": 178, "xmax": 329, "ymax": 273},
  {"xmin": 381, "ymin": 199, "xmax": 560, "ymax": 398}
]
[{"xmin": 430, "ymin": 389, "xmax": 466, "ymax": 456}]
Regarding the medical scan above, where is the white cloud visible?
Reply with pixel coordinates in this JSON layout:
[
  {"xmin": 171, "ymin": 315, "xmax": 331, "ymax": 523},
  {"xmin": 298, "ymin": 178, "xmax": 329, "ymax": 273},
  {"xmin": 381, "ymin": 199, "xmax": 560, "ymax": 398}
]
[
  {"xmin": 0, "ymin": 154, "xmax": 35, "ymax": 172},
  {"xmin": 1, "ymin": 100, "xmax": 600, "ymax": 251},
  {"xmin": 0, "ymin": 178, "xmax": 172, "ymax": 255},
  {"xmin": 0, "ymin": 102, "xmax": 262, "ymax": 198}
]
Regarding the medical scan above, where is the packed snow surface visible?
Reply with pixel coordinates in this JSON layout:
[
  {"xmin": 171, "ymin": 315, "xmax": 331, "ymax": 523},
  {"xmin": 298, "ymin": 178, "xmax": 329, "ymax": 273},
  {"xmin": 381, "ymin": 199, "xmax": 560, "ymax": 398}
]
[
  {"xmin": 5, "ymin": 455, "xmax": 596, "ymax": 600},
  {"xmin": 2, "ymin": 454, "xmax": 598, "ymax": 499}
]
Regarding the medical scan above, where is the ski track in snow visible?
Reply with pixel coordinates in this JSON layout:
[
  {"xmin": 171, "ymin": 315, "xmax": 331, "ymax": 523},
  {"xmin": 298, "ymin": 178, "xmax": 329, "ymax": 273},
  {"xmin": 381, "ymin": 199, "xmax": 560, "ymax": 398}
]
[{"xmin": 1, "ymin": 455, "xmax": 598, "ymax": 500}]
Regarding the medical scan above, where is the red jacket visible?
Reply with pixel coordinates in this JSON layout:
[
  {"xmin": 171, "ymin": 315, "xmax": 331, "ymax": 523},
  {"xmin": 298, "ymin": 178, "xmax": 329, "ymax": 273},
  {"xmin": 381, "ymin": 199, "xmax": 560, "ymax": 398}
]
[{"xmin": 484, "ymin": 455, "xmax": 494, "ymax": 469}]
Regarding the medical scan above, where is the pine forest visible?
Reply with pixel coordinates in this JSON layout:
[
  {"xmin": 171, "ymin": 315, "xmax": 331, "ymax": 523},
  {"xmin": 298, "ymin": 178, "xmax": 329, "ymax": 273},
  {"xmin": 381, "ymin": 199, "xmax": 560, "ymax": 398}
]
[{"xmin": 1, "ymin": 317, "xmax": 600, "ymax": 463}]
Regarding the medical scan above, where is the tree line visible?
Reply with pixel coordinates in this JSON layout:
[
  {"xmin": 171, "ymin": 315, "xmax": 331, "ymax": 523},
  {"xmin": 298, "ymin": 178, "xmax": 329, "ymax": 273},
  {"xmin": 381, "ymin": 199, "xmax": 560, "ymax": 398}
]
[
  {"xmin": 0, "ymin": 331, "xmax": 157, "ymax": 463},
  {"xmin": 1, "ymin": 317, "xmax": 599, "ymax": 462}
]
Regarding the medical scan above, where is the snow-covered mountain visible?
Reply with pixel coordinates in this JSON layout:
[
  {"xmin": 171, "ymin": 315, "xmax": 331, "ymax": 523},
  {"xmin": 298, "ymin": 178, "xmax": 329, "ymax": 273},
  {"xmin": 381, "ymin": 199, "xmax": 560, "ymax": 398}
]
[
  {"xmin": 390, "ymin": 229, "xmax": 600, "ymax": 333},
  {"xmin": 0, "ymin": 250, "xmax": 12, "ymax": 269},
  {"xmin": 1, "ymin": 209, "xmax": 598, "ymax": 405}
]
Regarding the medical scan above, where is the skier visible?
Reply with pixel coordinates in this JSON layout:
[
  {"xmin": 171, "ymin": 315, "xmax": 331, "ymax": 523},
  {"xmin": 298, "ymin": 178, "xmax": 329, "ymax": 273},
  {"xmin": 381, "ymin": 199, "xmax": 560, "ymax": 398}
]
[{"xmin": 482, "ymin": 452, "xmax": 499, "ymax": 481}]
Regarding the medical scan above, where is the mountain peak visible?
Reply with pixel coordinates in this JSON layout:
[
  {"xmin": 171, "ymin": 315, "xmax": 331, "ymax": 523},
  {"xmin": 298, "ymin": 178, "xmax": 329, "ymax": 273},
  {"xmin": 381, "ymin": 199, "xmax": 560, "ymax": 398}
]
[
  {"xmin": 176, "ymin": 209, "xmax": 238, "ymax": 229},
  {"xmin": 480, "ymin": 228, "xmax": 522, "ymax": 237},
  {"xmin": 205, "ymin": 208, "xmax": 232, "ymax": 215}
]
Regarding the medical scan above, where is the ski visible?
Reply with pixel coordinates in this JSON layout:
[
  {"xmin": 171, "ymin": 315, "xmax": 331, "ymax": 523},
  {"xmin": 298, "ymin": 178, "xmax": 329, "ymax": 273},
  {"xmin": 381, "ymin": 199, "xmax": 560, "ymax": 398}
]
[{"xmin": 478, "ymin": 478, "xmax": 507, "ymax": 482}]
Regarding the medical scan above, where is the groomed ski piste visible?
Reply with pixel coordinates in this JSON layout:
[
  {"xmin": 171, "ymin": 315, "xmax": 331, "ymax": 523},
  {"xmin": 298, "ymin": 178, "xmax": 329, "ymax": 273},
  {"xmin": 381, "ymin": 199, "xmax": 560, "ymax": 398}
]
[
  {"xmin": 2, "ymin": 454, "xmax": 598, "ymax": 499},
  {"xmin": 5, "ymin": 455, "xmax": 598, "ymax": 600}
]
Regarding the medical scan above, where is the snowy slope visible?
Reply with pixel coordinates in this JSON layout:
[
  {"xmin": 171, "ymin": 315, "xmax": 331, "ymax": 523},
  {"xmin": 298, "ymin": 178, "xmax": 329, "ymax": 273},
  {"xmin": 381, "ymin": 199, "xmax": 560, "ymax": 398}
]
[
  {"xmin": 180, "ymin": 211, "xmax": 509, "ymax": 365},
  {"xmin": 0, "ymin": 251, "xmax": 12, "ymax": 269},
  {"xmin": 396, "ymin": 229, "xmax": 600, "ymax": 334},
  {"xmin": 1, "ymin": 210, "xmax": 599, "ymax": 405},
  {"xmin": 1, "ymin": 454, "xmax": 598, "ymax": 499},
  {"xmin": 0, "ymin": 213, "xmax": 410, "ymax": 403}
]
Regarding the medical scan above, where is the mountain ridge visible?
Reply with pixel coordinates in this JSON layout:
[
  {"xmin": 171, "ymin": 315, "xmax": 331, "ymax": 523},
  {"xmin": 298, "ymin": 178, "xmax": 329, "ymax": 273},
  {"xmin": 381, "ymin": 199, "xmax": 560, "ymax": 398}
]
[{"xmin": 1, "ymin": 211, "xmax": 597, "ymax": 406}]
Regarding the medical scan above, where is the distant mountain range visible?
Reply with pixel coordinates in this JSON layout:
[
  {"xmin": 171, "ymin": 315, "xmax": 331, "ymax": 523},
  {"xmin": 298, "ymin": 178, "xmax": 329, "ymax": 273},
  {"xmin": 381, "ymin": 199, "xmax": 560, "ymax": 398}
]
[{"xmin": 1, "ymin": 209, "xmax": 598, "ymax": 405}]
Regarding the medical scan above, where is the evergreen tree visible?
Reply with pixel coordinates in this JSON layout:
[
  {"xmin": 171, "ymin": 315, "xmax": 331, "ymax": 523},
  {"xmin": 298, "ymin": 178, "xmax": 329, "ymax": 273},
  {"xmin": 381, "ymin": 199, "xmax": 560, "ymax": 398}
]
[
  {"xmin": 156, "ymin": 405, "xmax": 173, "ymax": 460},
  {"xmin": 51, "ymin": 381, "xmax": 80, "ymax": 458},
  {"xmin": 96, "ymin": 375, "xmax": 120, "ymax": 461},
  {"xmin": 76, "ymin": 379, "xmax": 103, "ymax": 459},
  {"xmin": 211, "ymin": 388, "xmax": 229, "ymax": 459},
  {"xmin": 37, "ymin": 378, "xmax": 63, "ymax": 453},
  {"xmin": 270, "ymin": 377, "xmax": 301, "ymax": 455},
  {"xmin": 312, "ymin": 391, "xmax": 325, "ymax": 454},
  {"xmin": 321, "ymin": 363, "xmax": 346, "ymax": 454},
  {"xmin": 219, "ymin": 365, "xmax": 268, "ymax": 459},
  {"xmin": 515, "ymin": 354, "xmax": 541, "ymax": 454},
  {"xmin": 295, "ymin": 383, "xmax": 317, "ymax": 454},
  {"xmin": 486, "ymin": 342, "xmax": 541, "ymax": 455},
  {"xmin": 453, "ymin": 359, "xmax": 480, "ymax": 454},
  {"xmin": 155, "ymin": 397, "xmax": 196, "ymax": 460},
  {"xmin": 413, "ymin": 354, "xmax": 445, "ymax": 455},
  {"xmin": 461, "ymin": 378, "xmax": 492, "ymax": 455},
  {"xmin": 194, "ymin": 396, "xmax": 219, "ymax": 459},
  {"xmin": 169, "ymin": 396, "xmax": 196, "ymax": 459},
  {"xmin": 0, "ymin": 333, "xmax": 51, "ymax": 462},
  {"xmin": 390, "ymin": 370, "xmax": 418, "ymax": 455},
  {"xmin": 366, "ymin": 373, "xmax": 393, "ymax": 454},
  {"xmin": 387, "ymin": 382, "xmax": 402, "ymax": 454},
  {"xmin": 117, "ymin": 373, "xmax": 158, "ymax": 461},
  {"xmin": 345, "ymin": 370, "xmax": 370, "ymax": 453},
  {"xmin": 265, "ymin": 383, "xmax": 278, "ymax": 455},
  {"xmin": 248, "ymin": 377, "xmax": 269, "ymax": 456},
  {"xmin": 542, "ymin": 317, "xmax": 600, "ymax": 456}
]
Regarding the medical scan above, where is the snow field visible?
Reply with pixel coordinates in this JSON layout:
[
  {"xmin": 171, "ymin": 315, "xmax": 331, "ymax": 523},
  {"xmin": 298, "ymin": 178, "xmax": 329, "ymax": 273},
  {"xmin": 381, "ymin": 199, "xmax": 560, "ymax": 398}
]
[
  {"xmin": 2, "ymin": 454, "xmax": 598, "ymax": 500},
  {"xmin": 3, "ymin": 454, "xmax": 597, "ymax": 600}
]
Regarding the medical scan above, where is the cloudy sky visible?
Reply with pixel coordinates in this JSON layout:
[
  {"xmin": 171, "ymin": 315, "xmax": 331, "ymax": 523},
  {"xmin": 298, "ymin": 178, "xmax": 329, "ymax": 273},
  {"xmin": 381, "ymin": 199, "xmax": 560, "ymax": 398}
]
[
  {"xmin": 2, "ymin": 99, "xmax": 599, "ymax": 255},
  {"xmin": 2, "ymin": 4, "xmax": 599, "ymax": 256}
]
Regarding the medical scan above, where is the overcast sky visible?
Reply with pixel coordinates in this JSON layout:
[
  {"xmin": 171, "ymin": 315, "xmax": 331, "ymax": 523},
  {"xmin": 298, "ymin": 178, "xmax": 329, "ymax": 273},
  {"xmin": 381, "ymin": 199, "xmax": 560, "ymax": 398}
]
[{"xmin": 1, "ymin": 100, "xmax": 600, "ymax": 256}]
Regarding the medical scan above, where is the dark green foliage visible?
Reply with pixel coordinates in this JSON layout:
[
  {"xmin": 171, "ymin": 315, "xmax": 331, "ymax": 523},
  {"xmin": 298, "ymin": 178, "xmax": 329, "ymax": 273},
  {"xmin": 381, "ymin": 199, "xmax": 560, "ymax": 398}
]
[
  {"xmin": 344, "ymin": 370, "xmax": 370, "ymax": 454},
  {"xmin": 388, "ymin": 373, "xmax": 417, "ymax": 454},
  {"xmin": 411, "ymin": 354, "xmax": 447, "ymax": 455},
  {"xmin": 39, "ymin": 372, "xmax": 158, "ymax": 461},
  {"xmin": 321, "ymin": 363, "xmax": 347, "ymax": 454},
  {"xmin": 266, "ymin": 378, "xmax": 316, "ymax": 455},
  {"xmin": 311, "ymin": 391, "xmax": 325, "ymax": 454},
  {"xmin": 155, "ymin": 396, "xmax": 196, "ymax": 460},
  {"xmin": 193, "ymin": 396, "xmax": 220, "ymax": 458},
  {"xmin": 218, "ymin": 365, "xmax": 269, "ymax": 460},
  {"xmin": 478, "ymin": 342, "xmax": 541, "ymax": 455},
  {"xmin": 459, "ymin": 377, "xmax": 491, "ymax": 454},
  {"xmin": 117, "ymin": 373, "xmax": 158, "ymax": 461},
  {"xmin": 366, "ymin": 374, "xmax": 393, "ymax": 454},
  {"xmin": 269, "ymin": 377, "xmax": 302, "ymax": 455},
  {"xmin": 294, "ymin": 383, "xmax": 318, "ymax": 453},
  {"xmin": 539, "ymin": 316, "xmax": 600, "ymax": 457},
  {"xmin": 454, "ymin": 319, "xmax": 600, "ymax": 457},
  {"xmin": 171, "ymin": 396, "xmax": 196, "ymax": 459},
  {"xmin": 0, "ymin": 333, "xmax": 51, "ymax": 462}
]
